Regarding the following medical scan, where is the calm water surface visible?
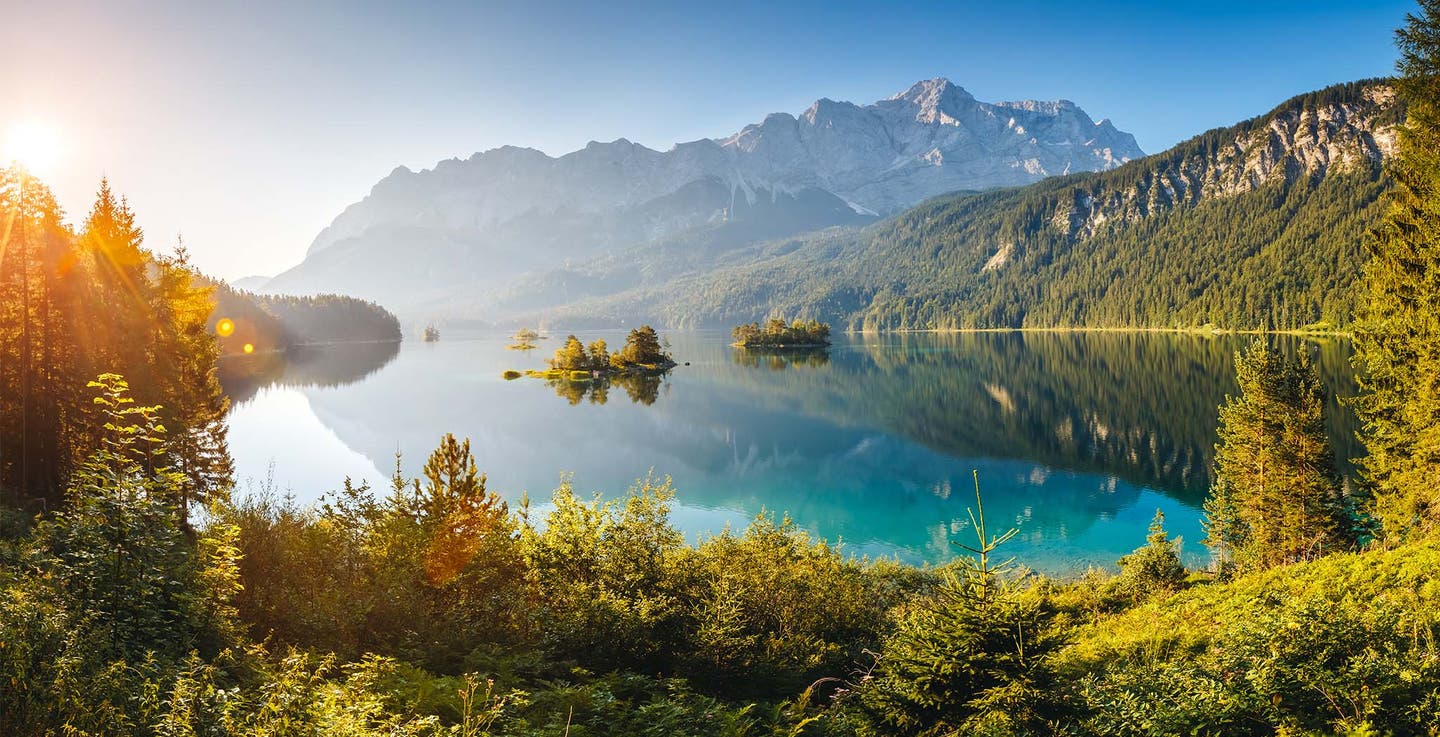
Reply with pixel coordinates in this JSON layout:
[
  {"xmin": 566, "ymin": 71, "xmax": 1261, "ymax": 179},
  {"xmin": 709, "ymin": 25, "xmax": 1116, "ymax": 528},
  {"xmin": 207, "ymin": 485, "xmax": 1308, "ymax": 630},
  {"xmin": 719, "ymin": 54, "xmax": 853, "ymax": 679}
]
[{"xmin": 222, "ymin": 331, "xmax": 1359, "ymax": 573}]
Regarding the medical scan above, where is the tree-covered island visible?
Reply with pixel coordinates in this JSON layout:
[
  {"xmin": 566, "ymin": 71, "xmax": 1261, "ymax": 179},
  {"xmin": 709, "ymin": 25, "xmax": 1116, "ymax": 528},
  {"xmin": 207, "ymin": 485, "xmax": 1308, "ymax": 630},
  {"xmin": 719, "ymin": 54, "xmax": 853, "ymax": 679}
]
[
  {"xmin": 732, "ymin": 318, "xmax": 832, "ymax": 348},
  {"xmin": 517, "ymin": 325, "xmax": 676, "ymax": 382}
]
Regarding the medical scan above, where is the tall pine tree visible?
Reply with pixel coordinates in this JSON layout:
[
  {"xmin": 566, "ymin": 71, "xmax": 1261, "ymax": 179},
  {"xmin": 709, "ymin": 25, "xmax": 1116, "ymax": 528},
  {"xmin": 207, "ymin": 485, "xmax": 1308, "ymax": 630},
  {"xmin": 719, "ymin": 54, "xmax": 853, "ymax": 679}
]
[
  {"xmin": 1207, "ymin": 340, "xmax": 1351, "ymax": 571},
  {"xmin": 1353, "ymin": 0, "xmax": 1440, "ymax": 540}
]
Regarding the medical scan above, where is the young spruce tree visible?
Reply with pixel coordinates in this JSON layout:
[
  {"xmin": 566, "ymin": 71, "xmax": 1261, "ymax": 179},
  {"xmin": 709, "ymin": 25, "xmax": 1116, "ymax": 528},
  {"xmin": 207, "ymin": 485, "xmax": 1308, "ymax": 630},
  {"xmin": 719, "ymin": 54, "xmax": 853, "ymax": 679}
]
[{"xmin": 1206, "ymin": 340, "xmax": 1350, "ymax": 572}]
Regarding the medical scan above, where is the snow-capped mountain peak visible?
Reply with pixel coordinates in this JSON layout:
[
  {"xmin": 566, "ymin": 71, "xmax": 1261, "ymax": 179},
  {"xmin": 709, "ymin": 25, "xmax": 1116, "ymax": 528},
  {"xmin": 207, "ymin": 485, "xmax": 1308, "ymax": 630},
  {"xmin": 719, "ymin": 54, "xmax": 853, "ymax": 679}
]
[{"xmin": 273, "ymin": 78, "xmax": 1144, "ymax": 316}]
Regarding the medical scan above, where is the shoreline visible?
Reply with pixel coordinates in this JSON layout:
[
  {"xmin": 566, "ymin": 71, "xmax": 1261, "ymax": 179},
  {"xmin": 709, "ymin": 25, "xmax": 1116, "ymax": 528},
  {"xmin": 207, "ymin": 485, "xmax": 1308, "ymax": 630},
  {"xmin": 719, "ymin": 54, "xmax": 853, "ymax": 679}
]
[
  {"xmin": 218, "ymin": 337, "xmax": 404, "ymax": 359},
  {"xmin": 731, "ymin": 342, "xmax": 832, "ymax": 349},
  {"xmin": 849, "ymin": 326, "xmax": 1351, "ymax": 338}
]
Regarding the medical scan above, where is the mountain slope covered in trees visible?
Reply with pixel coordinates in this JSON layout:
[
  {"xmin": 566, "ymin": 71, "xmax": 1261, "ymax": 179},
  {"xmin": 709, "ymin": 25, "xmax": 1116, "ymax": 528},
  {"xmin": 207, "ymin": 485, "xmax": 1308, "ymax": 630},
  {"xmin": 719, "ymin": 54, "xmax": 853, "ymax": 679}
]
[
  {"xmin": 522, "ymin": 80, "xmax": 1398, "ymax": 331},
  {"xmin": 211, "ymin": 283, "xmax": 401, "ymax": 356}
]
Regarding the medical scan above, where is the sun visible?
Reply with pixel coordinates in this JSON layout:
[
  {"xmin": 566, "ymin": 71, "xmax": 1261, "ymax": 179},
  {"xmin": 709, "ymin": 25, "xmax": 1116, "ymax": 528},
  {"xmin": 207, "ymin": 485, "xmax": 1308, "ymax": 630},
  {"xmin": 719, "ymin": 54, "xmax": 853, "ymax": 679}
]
[{"xmin": 3, "ymin": 120, "xmax": 62, "ymax": 177}]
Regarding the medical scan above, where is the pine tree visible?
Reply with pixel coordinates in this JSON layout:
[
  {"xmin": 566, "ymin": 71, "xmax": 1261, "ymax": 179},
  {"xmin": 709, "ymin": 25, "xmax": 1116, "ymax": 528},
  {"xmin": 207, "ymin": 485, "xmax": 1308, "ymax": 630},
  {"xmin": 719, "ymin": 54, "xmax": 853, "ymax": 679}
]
[
  {"xmin": 587, "ymin": 338, "xmax": 610, "ymax": 372},
  {"xmin": 1207, "ymin": 340, "xmax": 1351, "ymax": 571},
  {"xmin": 0, "ymin": 167, "xmax": 76, "ymax": 498},
  {"xmin": 612, "ymin": 325, "xmax": 669, "ymax": 368},
  {"xmin": 152, "ymin": 244, "xmax": 232, "ymax": 519},
  {"xmin": 859, "ymin": 472, "xmax": 1066, "ymax": 734},
  {"xmin": 1115, "ymin": 510, "xmax": 1188, "ymax": 597},
  {"xmin": 80, "ymin": 181, "xmax": 152, "ymax": 378},
  {"xmin": 1353, "ymin": 0, "xmax": 1440, "ymax": 540},
  {"xmin": 551, "ymin": 335, "xmax": 590, "ymax": 371}
]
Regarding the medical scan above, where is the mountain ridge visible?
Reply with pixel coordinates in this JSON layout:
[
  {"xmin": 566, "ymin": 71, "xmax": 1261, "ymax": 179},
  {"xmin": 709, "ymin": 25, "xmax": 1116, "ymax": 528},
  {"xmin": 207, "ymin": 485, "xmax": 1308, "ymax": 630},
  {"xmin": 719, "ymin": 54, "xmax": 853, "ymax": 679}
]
[
  {"xmin": 508, "ymin": 79, "xmax": 1397, "ymax": 331},
  {"xmin": 262, "ymin": 78, "xmax": 1143, "ymax": 316}
]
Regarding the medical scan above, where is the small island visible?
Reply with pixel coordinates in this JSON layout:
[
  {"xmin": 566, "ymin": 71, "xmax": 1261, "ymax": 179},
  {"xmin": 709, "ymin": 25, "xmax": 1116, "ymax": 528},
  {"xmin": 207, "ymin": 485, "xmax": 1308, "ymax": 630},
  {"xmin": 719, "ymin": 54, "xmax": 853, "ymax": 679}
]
[
  {"xmin": 518, "ymin": 325, "xmax": 676, "ymax": 382},
  {"xmin": 421, "ymin": 324, "xmax": 440, "ymax": 342},
  {"xmin": 508, "ymin": 327, "xmax": 542, "ymax": 350},
  {"xmin": 732, "ymin": 318, "xmax": 831, "ymax": 348}
]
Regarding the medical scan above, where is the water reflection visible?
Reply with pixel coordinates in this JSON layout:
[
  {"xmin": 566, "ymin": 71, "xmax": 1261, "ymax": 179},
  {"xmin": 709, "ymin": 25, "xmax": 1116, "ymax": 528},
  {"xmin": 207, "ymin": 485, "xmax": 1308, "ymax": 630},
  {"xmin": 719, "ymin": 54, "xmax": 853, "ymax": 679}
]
[
  {"xmin": 732, "ymin": 347, "xmax": 831, "ymax": 370},
  {"xmin": 220, "ymin": 341, "xmax": 401, "ymax": 405},
  {"xmin": 542, "ymin": 373, "xmax": 666, "ymax": 406},
  {"xmin": 223, "ymin": 331, "xmax": 1359, "ymax": 571}
]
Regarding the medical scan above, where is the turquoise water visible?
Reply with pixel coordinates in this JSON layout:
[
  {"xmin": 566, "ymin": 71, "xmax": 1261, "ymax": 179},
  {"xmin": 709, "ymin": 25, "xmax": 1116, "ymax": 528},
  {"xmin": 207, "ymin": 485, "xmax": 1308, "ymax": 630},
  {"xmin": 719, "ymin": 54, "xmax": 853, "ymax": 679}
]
[{"xmin": 223, "ymin": 331, "xmax": 1359, "ymax": 573}]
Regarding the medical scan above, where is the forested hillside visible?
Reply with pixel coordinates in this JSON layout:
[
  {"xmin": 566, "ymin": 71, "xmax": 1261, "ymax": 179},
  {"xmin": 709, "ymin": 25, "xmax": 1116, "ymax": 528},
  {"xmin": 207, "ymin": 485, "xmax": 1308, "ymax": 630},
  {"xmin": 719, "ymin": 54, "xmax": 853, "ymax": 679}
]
[
  {"xmin": 526, "ymin": 80, "xmax": 1398, "ymax": 331},
  {"xmin": 213, "ymin": 285, "xmax": 402, "ymax": 353}
]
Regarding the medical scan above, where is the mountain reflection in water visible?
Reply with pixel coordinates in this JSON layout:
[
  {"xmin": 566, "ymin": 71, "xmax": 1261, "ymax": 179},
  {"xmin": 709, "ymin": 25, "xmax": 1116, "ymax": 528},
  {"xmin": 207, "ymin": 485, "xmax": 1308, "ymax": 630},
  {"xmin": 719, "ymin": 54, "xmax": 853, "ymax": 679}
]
[{"xmin": 224, "ymin": 331, "xmax": 1358, "ymax": 572}]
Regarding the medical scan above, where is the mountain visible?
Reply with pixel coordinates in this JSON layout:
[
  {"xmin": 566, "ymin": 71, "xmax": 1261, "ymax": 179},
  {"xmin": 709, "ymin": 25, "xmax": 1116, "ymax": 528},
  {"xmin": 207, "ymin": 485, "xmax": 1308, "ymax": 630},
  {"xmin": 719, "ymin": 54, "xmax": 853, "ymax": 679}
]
[
  {"xmin": 520, "ymin": 80, "xmax": 1399, "ymax": 331},
  {"xmin": 229, "ymin": 275, "xmax": 271, "ymax": 292},
  {"xmin": 260, "ymin": 78, "xmax": 1143, "ymax": 316}
]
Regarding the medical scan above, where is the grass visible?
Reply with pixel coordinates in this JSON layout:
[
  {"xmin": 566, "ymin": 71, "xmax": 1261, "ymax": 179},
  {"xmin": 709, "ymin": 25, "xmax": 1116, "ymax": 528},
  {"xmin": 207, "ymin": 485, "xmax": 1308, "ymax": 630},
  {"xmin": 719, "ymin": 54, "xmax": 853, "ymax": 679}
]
[{"xmin": 1059, "ymin": 539, "xmax": 1440, "ymax": 674}]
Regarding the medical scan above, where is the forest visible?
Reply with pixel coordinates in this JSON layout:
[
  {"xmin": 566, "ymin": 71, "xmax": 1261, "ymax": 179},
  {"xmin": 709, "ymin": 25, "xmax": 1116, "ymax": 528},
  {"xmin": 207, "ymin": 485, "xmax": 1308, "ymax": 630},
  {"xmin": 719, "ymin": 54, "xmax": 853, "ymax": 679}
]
[
  {"xmin": 212, "ymin": 284, "xmax": 402, "ymax": 353},
  {"xmin": 5, "ymin": 4, "xmax": 1440, "ymax": 736}
]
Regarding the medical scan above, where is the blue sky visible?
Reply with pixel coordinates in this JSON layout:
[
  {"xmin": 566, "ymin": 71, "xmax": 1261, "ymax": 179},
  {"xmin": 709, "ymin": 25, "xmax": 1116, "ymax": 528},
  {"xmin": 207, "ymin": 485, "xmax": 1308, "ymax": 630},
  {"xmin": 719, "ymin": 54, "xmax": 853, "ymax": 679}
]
[{"xmin": 0, "ymin": 0, "xmax": 1413, "ymax": 278}]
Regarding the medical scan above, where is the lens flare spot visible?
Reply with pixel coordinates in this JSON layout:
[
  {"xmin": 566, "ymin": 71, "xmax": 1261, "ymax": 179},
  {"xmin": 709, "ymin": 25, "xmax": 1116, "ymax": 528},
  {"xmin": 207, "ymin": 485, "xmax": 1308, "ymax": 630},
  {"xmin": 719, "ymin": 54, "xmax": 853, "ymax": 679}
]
[
  {"xmin": 216, "ymin": 318, "xmax": 235, "ymax": 337},
  {"xmin": 242, "ymin": 343, "xmax": 255, "ymax": 354}
]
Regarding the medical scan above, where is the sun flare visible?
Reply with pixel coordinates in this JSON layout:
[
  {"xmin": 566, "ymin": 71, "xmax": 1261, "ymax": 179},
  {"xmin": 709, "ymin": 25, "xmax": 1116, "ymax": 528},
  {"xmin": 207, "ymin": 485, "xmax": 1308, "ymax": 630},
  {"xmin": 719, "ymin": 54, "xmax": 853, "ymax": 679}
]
[{"xmin": 4, "ymin": 120, "xmax": 62, "ymax": 176}]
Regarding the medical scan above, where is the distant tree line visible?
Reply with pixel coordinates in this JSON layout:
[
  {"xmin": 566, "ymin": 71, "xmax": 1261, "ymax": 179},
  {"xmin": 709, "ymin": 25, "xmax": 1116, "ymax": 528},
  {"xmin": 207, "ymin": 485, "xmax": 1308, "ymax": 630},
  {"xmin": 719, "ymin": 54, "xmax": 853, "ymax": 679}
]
[{"xmin": 212, "ymin": 282, "xmax": 401, "ymax": 354}]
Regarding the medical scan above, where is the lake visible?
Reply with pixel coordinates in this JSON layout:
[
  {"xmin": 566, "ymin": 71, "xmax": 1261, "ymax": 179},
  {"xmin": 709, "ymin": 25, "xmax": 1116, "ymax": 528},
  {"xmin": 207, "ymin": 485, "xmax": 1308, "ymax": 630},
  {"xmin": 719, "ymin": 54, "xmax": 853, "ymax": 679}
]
[{"xmin": 222, "ymin": 331, "xmax": 1360, "ymax": 573}]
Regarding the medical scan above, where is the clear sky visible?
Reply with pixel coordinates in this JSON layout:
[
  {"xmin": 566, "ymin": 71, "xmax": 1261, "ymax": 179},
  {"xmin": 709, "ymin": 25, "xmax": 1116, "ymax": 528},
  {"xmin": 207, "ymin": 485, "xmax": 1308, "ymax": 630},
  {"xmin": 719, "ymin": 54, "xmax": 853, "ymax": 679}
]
[{"xmin": 0, "ymin": 0, "xmax": 1413, "ymax": 280}]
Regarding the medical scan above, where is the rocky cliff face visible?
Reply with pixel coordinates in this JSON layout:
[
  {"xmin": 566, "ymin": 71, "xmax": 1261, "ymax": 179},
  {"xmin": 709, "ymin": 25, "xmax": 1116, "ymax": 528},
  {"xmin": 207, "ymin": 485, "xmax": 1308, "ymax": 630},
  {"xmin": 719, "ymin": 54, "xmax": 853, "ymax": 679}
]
[
  {"xmin": 715, "ymin": 78, "xmax": 1142, "ymax": 216},
  {"xmin": 263, "ymin": 78, "xmax": 1141, "ymax": 316},
  {"xmin": 1052, "ymin": 84, "xmax": 1396, "ymax": 241}
]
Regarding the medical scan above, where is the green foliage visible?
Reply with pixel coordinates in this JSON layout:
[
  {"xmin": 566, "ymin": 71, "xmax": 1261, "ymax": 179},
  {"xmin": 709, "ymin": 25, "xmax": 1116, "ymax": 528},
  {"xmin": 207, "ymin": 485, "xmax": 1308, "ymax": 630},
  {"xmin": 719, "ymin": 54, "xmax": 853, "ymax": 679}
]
[
  {"xmin": 733, "ymin": 318, "xmax": 831, "ymax": 347},
  {"xmin": 0, "ymin": 174, "xmax": 233, "ymax": 506},
  {"xmin": 855, "ymin": 474, "xmax": 1070, "ymax": 735},
  {"xmin": 230, "ymin": 438, "xmax": 529, "ymax": 672},
  {"xmin": 685, "ymin": 513, "xmax": 897, "ymax": 696},
  {"xmin": 1065, "ymin": 540, "xmax": 1440, "ymax": 736},
  {"xmin": 611, "ymin": 325, "xmax": 673, "ymax": 369},
  {"xmin": 1111, "ymin": 511, "xmax": 1188, "ymax": 600},
  {"xmin": 1206, "ymin": 340, "xmax": 1353, "ymax": 572},
  {"xmin": 548, "ymin": 335, "xmax": 627, "ymax": 373},
  {"xmin": 549, "ymin": 334, "xmax": 593, "ymax": 372},
  {"xmin": 587, "ymin": 338, "xmax": 610, "ymax": 370},
  {"xmin": 1354, "ymin": 0, "xmax": 1440, "ymax": 541},
  {"xmin": 519, "ymin": 474, "xmax": 688, "ymax": 672},
  {"xmin": 0, "ymin": 379, "xmax": 244, "ymax": 737}
]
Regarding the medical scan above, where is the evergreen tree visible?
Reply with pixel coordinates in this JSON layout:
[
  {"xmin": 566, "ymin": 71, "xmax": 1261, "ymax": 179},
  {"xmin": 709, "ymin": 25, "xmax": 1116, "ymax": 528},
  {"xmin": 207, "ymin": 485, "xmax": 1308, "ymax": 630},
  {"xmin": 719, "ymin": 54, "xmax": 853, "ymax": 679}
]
[
  {"xmin": 1207, "ymin": 340, "xmax": 1351, "ymax": 572},
  {"xmin": 152, "ymin": 245, "xmax": 232, "ymax": 520},
  {"xmin": 551, "ymin": 335, "xmax": 590, "ymax": 371},
  {"xmin": 1114, "ymin": 510, "xmax": 1188, "ymax": 598},
  {"xmin": 0, "ymin": 168, "xmax": 89, "ymax": 497},
  {"xmin": 859, "ymin": 473, "xmax": 1068, "ymax": 734},
  {"xmin": 611, "ymin": 325, "xmax": 670, "ymax": 368},
  {"xmin": 588, "ymin": 338, "xmax": 610, "ymax": 372},
  {"xmin": 80, "ymin": 180, "xmax": 152, "ymax": 379},
  {"xmin": 1353, "ymin": 0, "xmax": 1440, "ymax": 540}
]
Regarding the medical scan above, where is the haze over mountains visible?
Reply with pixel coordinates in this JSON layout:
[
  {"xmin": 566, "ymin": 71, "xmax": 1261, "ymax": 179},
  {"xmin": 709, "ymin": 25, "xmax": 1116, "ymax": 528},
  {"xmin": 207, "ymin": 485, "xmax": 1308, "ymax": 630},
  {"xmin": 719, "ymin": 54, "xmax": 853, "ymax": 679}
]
[{"xmin": 259, "ymin": 78, "xmax": 1143, "ymax": 318}]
